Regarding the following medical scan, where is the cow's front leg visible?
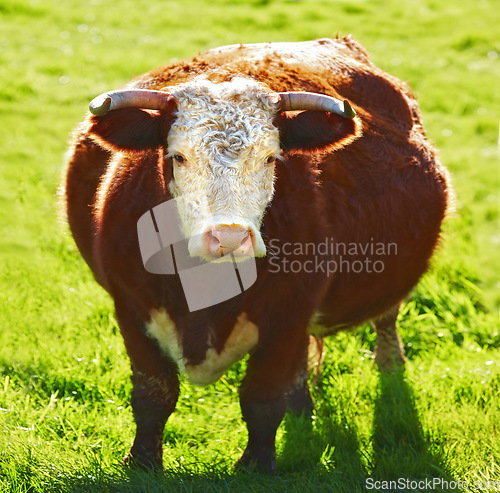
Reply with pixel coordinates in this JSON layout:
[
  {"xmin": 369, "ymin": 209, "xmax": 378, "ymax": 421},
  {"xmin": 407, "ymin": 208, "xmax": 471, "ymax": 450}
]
[
  {"xmin": 127, "ymin": 363, "xmax": 179, "ymax": 470},
  {"xmin": 237, "ymin": 329, "xmax": 309, "ymax": 473},
  {"xmin": 287, "ymin": 335, "xmax": 324, "ymax": 416},
  {"xmin": 116, "ymin": 303, "xmax": 179, "ymax": 471}
]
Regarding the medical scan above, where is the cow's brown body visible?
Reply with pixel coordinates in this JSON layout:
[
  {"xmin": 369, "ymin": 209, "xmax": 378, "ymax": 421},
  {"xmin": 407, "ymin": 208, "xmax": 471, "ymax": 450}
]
[{"xmin": 63, "ymin": 37, "xmax": 450, "ymax": 472}]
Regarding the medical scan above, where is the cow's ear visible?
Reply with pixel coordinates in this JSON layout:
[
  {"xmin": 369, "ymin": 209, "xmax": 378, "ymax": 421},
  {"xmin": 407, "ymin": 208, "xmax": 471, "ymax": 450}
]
[
  {"xmin": 88, "ymin": 107, "xmax": 175, "ymax": 152},
  {"xmin": 278, "ymin": 111, "xmax": 362, "ymax": 153}
]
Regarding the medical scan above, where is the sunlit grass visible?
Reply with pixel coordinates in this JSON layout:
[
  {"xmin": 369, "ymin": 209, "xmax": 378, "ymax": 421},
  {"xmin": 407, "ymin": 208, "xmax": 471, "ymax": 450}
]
[{"xmin": 0, "ymin": 0, "xmax": 499, "ymax": 491}]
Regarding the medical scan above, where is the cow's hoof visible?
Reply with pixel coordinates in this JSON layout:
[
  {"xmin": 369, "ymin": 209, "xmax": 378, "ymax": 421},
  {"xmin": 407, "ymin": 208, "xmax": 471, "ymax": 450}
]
[
  {"xmin": 234, "ymin": 449, "xmax": 277, "ymax": 474},
  {"xmin": 123, "ymin": 452, "xmax": 164, "ymax": 473}
]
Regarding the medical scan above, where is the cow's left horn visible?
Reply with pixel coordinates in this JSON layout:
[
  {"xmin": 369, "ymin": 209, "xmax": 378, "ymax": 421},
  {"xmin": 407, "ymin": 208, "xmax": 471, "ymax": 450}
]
[
  {"xmin": 89, "ymin": 89, "xmax": 174, "ymax": 116},
  {"xmin": 277, "ymin": 92, "xmax": 356, "ymax": 119}
]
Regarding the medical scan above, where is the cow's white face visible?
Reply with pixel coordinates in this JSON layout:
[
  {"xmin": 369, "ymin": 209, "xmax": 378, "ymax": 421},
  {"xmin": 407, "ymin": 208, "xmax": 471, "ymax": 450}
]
[{"xmin": 166, "ymin": 78, "xmax": 281, "ymax": 262}]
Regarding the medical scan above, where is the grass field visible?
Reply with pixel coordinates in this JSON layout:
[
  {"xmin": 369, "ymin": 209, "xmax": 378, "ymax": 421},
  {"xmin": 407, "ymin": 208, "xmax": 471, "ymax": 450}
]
[{"xmin": 0, "ymin": 0, "xmax": 499, "ymax": 491}]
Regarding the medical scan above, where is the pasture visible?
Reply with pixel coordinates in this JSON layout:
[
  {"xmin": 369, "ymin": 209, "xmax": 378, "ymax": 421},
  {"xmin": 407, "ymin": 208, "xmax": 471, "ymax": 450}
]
[{"xmin": 0, "ymin": 0, "xmax": 499, "ymax": 491}]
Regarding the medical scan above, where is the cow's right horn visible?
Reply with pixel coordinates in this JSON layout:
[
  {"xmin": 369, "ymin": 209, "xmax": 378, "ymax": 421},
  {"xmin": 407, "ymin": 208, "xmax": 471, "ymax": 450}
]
[
  {"xmin": 277, "ymin": 92, "xmax": 356, "ymax": 119},
  {"xmin": 89, "ymin": 89, "xmax": 174, "ymax": 116}
]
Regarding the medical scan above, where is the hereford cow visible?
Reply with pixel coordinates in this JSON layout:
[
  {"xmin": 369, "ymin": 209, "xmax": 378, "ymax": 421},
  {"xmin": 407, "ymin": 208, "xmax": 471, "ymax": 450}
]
[{"xmin": 62, "ymin": 37, "xmax": 451, "ymax": 473}]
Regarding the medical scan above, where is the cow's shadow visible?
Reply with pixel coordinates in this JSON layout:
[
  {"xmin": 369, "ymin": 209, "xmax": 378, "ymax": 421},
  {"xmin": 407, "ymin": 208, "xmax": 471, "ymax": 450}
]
[
  {"xmin": 370, "ymin": 370, "xmax": 452, "ymax": 483},
  {"xmin": 280, "ymin": 368, "xmax": 453, "ymax": 489}
]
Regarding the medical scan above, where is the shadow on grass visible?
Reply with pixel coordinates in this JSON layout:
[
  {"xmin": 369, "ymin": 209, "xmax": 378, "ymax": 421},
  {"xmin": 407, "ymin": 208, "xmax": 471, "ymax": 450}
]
[
  {"xmin": 370, "ymin": 369, "xmax": 456, "ymax": 492},
  {"xmin": 278, "ymin": 368, "xmax": 456, "ymax": 492},
  {"xmin": 35, "ymin": 370, "xmax": 456, "ymax": 493},
  {"xmin": 279, "ymin": 401, "xmax": 369, "ymax": 489}
]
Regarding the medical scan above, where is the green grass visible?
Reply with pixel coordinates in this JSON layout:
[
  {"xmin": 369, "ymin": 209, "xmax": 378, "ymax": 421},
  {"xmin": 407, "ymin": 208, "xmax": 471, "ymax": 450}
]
[{"xmin": 0, "ymin": 0, "xmax": 499, "ymax": 491}]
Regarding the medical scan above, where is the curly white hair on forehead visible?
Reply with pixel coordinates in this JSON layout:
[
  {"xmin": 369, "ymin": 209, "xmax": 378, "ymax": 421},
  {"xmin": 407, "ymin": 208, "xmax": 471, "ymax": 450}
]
[{"xmin": 166, "ymin": 77, "xmax": 282, "ymax": 260}]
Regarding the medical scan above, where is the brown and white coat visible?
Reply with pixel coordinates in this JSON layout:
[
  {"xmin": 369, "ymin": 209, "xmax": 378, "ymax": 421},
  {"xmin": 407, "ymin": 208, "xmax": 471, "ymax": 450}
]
[{"xmin": 62, "ymin": 37, "xmax": 451, "ymax": 472}]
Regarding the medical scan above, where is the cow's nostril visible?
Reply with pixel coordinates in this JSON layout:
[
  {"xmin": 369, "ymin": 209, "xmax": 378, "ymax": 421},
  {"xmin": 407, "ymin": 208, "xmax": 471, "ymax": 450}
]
[
  {"xmin": 240, "ymin": 229, "xmax": 250, "ymax": 245},
  {"xmin": 205, "ymin": 230, "xmax": 222, "ymax": 255},
  {"xmin": 239, "ymin": 230, "xmax": 252, "ymax": 249}
]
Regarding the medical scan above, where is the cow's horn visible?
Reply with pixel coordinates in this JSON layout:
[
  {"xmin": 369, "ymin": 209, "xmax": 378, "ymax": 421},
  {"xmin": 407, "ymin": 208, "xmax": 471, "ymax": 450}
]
[
  {"xmin": 277, "ymin": 92, "xmax": 356, "ymax": 119},
  {"xmin": 89, "ymin": 89, "xmax": 174, "ymax": 116}
]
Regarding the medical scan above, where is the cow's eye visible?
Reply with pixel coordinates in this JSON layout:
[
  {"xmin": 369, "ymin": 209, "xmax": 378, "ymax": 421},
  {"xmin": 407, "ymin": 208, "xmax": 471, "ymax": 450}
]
[
  {"xmin": 265, "ymin": 155, "xmax": 276, "ymax": 165},
  {"xmin": 172, "ymin": 154, "xmax": 186, "ymax": 164}
]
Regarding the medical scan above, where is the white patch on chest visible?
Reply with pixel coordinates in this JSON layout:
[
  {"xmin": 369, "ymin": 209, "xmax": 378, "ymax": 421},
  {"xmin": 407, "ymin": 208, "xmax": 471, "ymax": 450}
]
[{"xmin": 146, "ymin": 309, "xmax": 259, "ymax": 386}]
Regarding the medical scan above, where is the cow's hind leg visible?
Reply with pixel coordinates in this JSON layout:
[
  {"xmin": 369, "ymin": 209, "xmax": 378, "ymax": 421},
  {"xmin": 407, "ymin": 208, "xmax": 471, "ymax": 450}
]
[
  {"xmin": 372, "ymin": 303, "xmax": 405, "ymax": 371},
  {"xmin": 287, "ymin": 363, "xmax": 313, "ymax": 416},
  {"xmin": 287, "ymin": 336, "xmax": 323, "ymax": 416}
]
